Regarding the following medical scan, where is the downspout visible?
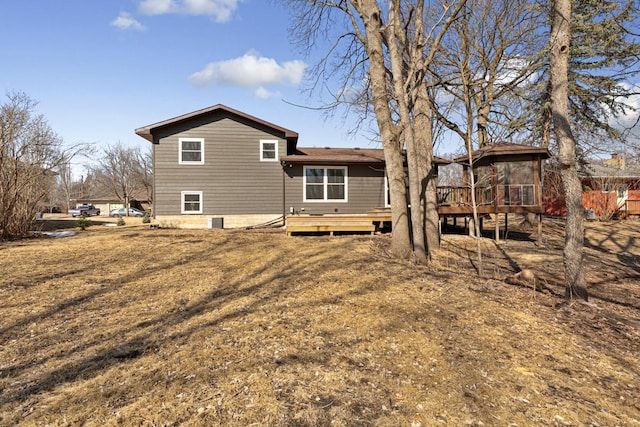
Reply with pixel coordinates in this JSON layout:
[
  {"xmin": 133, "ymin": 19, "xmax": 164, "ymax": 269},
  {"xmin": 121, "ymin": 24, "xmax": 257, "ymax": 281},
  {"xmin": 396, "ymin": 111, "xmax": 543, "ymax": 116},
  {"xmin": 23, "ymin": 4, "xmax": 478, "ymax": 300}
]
[
  {"xmin": 152, "ymin": 139, "xmax": 157, "ymax": 219},
  {"xmin": 281, "ymin": 160, "xmax": 286, "ymax": 227}
]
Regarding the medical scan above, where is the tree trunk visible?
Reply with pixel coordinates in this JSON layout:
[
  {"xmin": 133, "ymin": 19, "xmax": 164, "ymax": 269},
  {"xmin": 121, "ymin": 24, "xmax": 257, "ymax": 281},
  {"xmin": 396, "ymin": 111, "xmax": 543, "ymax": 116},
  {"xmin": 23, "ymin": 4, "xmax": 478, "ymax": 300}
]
[
  {"xmin": 385, "ymin": 146, "xmax": 412, "ymax": 259},
  {"xmin": 356, "ymin": 0, "xmax": 412, "ymax": 258},
  {"xmin": 549, "ymin": 0, "xmax": 588, "ymax": 301},
  {"xmin": 414, "ymin": 93, "xmax": 440, "ymax": 255},
  {"xmin": 387, "ymin": 0, "xmax": 426, "ymax": 262}
]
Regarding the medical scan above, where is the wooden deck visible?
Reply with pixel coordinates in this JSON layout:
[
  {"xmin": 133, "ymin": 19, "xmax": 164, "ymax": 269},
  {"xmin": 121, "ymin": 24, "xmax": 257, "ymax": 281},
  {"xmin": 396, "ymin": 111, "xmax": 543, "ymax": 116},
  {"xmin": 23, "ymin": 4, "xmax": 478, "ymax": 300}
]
[
  {"xmin": 286, "ymin": 183, "xmax": 547, "ymax": 237},
  {"xmin": 286, "ymin": 209, "xmax": 391, "ymax": 236}
]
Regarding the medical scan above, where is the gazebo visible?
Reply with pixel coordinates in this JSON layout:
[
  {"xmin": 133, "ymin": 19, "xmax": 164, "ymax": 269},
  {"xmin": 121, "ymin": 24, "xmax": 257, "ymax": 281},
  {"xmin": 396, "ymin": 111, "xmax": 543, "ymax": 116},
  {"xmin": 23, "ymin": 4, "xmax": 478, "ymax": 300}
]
[{"xmin": 436, "ymin": 142, "xmax": 551, "ymax": 243}]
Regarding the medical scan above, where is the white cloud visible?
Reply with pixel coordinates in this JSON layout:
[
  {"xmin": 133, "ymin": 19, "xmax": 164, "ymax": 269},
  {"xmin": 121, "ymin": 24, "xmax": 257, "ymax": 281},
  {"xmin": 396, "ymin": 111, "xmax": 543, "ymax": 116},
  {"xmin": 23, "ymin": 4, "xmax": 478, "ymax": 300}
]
[
  {"xmin": 111, "ymin": 12, "xmax": 146, "ymax": 31},
  {"xmin": 610, "ymin": 82, "xmax": 640, "ymax": 128},
  {"xmin": 494, "ymin": 57, "xmax": 538, "ymax": 88},
  {"xmin": 188, "ymin": 52, "xmax": 307, "ymax": 89},
  {"xmin": 254, "ymin": 87, "xmax": 282, "ymax": 99},
  {"xmin": 138, "ymin": 0, "xmax": 239, "ymax": 22}
]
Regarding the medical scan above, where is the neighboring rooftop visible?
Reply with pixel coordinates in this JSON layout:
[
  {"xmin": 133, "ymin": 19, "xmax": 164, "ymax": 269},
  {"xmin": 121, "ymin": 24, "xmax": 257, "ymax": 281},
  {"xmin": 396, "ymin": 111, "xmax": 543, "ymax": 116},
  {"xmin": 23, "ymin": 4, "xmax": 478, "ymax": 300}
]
[{"xmin": 580, "ymin": 154, "xmax": 640, "ymax": 179}]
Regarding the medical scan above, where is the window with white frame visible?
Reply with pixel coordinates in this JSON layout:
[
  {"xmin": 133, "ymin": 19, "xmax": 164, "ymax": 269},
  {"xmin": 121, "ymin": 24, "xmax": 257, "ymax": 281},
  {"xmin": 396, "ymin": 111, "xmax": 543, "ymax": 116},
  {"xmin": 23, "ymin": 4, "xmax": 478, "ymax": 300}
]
[
  {"xmin": 304, "ymin": 166, "xmax": 348, "ymax": 202},
  {"xmin": 179, "ymin": 138, "xmax": 204, "ymax": 164},
  {"xmin": 260, "ymin": 140, "xmax": 278, "ymax": 161},
  {"xmin": 181, "ymin": 191, "xmax": 203, "ymax": 214}
]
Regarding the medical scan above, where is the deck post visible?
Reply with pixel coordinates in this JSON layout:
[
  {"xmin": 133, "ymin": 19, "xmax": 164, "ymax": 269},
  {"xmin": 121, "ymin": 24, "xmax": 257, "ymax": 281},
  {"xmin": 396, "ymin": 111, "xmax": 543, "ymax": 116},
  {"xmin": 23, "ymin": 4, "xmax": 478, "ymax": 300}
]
[
  {"xmin": 537, "ymin": 213, "xmax": 542, "ymax": 246},
  {"xmin": 504, "ymin": 213, "xmax": 509, "ymax": 240},
  {"xmin": 495, "ymin": 214, "xmax": 500, "ymax": 241}
]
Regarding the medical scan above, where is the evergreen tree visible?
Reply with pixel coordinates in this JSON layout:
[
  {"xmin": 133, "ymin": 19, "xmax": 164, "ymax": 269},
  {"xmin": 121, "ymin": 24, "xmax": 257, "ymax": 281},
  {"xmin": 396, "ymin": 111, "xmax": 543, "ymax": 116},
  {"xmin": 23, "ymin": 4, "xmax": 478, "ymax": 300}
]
[{"xmin": 520, "ymin": 0, "xmax": 640, "ymax": 152}]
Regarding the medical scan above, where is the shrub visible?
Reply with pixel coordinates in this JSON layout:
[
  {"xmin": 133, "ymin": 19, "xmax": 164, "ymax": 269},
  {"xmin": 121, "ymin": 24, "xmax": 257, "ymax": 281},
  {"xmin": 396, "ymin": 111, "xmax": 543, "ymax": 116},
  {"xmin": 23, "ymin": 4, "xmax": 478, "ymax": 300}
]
[
  {"xmin": 117, "ymin": 217, "xmax": 126, "ymax": 226},
  {"xmin": 142, "ymin": 213, "xmax": 151, "ymax": 224}
]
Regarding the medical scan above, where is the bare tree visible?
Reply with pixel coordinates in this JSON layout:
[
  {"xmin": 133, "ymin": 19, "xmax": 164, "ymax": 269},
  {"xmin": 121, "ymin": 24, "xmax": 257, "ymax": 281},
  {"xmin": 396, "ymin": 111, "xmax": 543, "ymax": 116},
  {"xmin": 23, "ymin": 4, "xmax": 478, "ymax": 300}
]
[
  {"xmin": 549, "ymin": 0, "xmax": 588, "ymax": 301},
  {"xmin": 92, "ymin": 143, "xmax": 142, "ymax": 216},
  {"xmin": 433, "ymin": 0, "xmax": 545, "ymax": 147},
  {"xmin": 286, "ymin": 0, "xmax": 465, "ymax": 262},
  {"xmin": 135, "ymin": 146, "xmax": 153, "ymax": 211},
  {"xmin": 56, "ymin": 161, "xmax": 74, "ymax": 214},
  {"xmin": 0, "ymin": 92, "xmax": 76, "ymax": 239}
]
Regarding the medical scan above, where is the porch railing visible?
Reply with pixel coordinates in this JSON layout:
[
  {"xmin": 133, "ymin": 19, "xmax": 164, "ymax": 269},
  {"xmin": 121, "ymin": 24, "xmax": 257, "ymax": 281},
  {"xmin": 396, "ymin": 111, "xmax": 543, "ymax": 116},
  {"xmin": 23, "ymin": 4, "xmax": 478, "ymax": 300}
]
[
  {"xmin": 436, "ymin": 186, "xmax": 492, "ymax": 207},
  {"xmin": 436, "ymin": 184, "xmax": 536, "ymax": 207}
]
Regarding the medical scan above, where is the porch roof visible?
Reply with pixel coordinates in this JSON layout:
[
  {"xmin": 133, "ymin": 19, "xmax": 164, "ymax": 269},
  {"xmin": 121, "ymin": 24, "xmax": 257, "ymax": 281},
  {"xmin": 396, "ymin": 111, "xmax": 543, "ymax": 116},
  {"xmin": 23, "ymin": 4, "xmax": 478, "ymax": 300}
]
[{"xmin": 454, "ymin": 142, "xmax": 550, "ymax": 165}]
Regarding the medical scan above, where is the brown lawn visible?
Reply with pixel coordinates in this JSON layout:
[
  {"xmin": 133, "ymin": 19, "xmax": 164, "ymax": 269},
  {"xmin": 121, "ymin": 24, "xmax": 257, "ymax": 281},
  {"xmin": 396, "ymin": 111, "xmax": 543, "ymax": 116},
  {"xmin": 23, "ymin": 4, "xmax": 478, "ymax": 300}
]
[{"xmin": 0, "ymin": 217, "xmax": 638, "ymax": 426}]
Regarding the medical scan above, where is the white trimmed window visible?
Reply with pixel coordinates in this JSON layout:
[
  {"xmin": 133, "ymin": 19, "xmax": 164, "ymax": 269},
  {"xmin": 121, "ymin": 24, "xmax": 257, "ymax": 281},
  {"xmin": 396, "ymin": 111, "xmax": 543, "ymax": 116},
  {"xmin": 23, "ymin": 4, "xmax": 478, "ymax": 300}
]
[
  {"xmin": 260, "ymin": 140, "xmax": 278, "ymax": 161},
  {"xmin": 181, "ymin": 191, "xmax": 203, "ymax": 214},
  {"xmin": 303, "ymin": 166, "xmax": 348, "ymax": 202},
  {"xmin": 179, "ymin": 138, "xmax": 204, "ymax": 164}
]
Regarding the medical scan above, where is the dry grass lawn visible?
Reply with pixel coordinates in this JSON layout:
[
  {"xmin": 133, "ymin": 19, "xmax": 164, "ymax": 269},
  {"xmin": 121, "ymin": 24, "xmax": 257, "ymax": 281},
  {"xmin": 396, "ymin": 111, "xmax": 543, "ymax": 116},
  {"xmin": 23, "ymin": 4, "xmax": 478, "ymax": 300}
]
[{"xmin": 0, "ymin": 217, "xmax": 638, "ymax": 426}]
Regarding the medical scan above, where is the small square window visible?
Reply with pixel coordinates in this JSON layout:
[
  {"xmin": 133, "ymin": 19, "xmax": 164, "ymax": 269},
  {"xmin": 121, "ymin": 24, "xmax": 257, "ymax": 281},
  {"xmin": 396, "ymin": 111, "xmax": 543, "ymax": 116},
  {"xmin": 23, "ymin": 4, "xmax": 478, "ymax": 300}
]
[
  {"xmin": 179, "ymin": 138, "xmax": 204, "ymax": 164},
  {"xmin": 181, "ymin": 191, "xmax": 203, "ymax": 214},
  {"xmin": 260, "ymin": 140, "xmax": 278, "ymax": 161}
]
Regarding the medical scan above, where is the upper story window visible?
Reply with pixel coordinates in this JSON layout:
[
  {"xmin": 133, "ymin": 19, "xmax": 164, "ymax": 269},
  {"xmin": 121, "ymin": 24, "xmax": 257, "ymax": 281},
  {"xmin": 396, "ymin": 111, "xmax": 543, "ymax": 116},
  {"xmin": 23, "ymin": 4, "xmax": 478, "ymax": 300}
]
[
  {"xmin": 304, "ymin": 166, "xmax": 348, "ymax": 202},
  {"xmin": 179, "ymin": 138, "xmax": 204, "ymax": 164},
  {"xmin": 260, "ymin": 140, "xmax": 278, "ymax": 161}
]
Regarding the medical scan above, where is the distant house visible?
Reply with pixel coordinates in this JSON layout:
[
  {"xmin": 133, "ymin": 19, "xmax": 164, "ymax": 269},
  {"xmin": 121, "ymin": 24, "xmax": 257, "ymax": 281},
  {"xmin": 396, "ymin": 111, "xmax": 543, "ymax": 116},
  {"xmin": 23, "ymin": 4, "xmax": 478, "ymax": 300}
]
[
  {"xmin": 580, "ymin": 154, "xmax": 640, "ymax": 219},
  {"xmin": 544, "ymin": 154, "xmax": 640, "ymax": 219},
  {"xmin": 135, "ymin": 105, "xmax": 392, "ymax": 229}
]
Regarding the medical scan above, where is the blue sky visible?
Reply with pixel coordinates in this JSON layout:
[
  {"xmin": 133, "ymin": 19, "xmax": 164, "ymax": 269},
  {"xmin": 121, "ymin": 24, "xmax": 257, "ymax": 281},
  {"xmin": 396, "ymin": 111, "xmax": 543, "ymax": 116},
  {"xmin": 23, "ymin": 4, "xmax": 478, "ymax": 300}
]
[
  {"xmin": 0, "ymin": 0, "xmax": 384, "ymax": 175},
  {"xmin": 4, "ymin": 0, "xmax": 637, "ymax": 176}
]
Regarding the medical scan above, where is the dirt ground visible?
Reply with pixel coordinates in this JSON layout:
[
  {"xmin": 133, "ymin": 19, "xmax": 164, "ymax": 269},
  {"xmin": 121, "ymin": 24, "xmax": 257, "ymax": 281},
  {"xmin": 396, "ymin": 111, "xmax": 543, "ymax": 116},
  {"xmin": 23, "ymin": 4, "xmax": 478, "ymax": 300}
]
[{"xmin": 0, "ymin": 216, "xmax": 638, "ymax": 426}]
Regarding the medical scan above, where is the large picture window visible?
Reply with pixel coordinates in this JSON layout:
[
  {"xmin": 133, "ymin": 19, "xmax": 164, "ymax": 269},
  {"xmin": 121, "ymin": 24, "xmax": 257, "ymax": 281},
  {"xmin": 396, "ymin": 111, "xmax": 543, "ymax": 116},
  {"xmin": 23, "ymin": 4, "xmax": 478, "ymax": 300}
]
[
  {"xmin": 260, "ymin": 140, "xmax": 278, "ymax": 161},
  {"xmin": 181, "ymin": 191, "xmax": 203, "ymax": 214},
  {"xmin": 179, "ymin": 138, "xmax": 204, "ymax": 164},
  {"xmin": 304, "ymin": 166, "xmax": 348, "ymax": 202}
]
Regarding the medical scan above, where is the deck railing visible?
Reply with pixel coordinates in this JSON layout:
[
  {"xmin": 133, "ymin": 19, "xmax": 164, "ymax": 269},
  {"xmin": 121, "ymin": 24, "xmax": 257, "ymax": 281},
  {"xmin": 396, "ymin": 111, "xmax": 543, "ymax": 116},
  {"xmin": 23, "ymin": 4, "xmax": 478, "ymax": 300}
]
[
  {"xmin": 437, "ymin": 184, "xmax": 536, "ymax": 207},
  {"xmin": 436, "ymin": 186, "xmax": 492, "ymax": 207}
]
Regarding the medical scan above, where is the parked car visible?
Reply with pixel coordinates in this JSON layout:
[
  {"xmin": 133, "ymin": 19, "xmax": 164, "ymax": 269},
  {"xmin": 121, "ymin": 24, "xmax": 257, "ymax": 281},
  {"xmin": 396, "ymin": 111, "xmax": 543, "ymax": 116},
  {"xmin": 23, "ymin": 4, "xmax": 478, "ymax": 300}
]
[
  {"xmin": 109, "ymin": 207, "xmax": 146, "ymax": 217},
  {"xmin": 69, "ymin": 204, "xmax": 100, "ymax": 217}
]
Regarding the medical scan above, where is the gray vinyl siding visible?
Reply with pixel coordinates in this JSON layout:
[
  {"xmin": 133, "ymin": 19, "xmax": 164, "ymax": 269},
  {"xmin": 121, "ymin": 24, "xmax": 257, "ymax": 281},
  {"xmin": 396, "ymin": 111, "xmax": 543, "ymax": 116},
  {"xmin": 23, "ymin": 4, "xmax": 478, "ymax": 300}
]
[
  {"xmin": 153, "ymin": 114, "xmax": 285, "ymax": 216},
  {"xmin": 284, "ymin": 164, "xmax": 386, "ymax": 214}
]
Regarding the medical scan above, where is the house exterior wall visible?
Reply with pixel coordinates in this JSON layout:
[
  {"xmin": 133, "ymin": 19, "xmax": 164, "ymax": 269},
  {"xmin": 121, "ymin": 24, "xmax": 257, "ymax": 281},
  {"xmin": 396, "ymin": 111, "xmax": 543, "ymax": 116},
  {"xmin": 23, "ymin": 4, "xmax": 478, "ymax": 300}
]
[
  {"xmin": 152, "ymin": 112, "xmax": 287, "ymax": 227},
  {"xmin": 284, "ymin": 163, "xmax": 386, "ymax": 215},
  {"xmin": 582, "ymin": 190, "xmax": 616, "ymax": 218}
]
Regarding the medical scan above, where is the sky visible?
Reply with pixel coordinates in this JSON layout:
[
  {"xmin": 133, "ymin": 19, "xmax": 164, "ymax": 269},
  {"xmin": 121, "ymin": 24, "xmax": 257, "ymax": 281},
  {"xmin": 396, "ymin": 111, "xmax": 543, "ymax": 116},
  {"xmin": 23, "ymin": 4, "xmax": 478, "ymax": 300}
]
[
  {"xmin": 3, "ymin": 0, "xmax": 639, "ymax": 177},
  {"xmin": 0, "ymin": 0, "xmax": 384, "ymax": 176}
]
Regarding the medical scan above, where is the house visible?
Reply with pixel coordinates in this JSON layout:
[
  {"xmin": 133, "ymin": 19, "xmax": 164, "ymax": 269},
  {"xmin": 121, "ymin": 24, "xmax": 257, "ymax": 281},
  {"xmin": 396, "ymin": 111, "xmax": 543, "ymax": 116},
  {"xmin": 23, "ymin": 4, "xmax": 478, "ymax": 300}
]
[
  {"xmin": 544, "ymin": 154, "xmax": 640, "ymax": 220},
  {"xmin": 135, "ymin": 105, "xmax": 551, "ymax": 238},
  {"xmin": 135, "ymin": 105, "xmax": 392, "ymax": 229},
  {"xmin": 579, "ymin": 154, "xmax": 640, "ymax": 219}
]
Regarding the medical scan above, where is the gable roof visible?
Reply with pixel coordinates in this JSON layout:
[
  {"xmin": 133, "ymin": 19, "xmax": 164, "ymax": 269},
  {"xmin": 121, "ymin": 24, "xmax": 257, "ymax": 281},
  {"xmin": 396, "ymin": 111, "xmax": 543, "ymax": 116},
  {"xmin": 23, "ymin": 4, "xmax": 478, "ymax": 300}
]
[
  {"xmin": 282, "ymin": 147, "xmax": 451, "ymax": 165},
  {"xmin": 135, "ymin": 104, "xmax": 299, "ymax": 143}
]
